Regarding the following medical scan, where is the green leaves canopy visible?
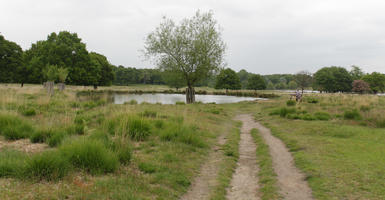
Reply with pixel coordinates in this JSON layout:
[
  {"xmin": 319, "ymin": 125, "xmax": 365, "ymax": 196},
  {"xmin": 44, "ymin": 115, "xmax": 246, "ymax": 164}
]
[
  {"xmin": 247, "ymin": 74, "xmax": 267, "ymax": 91},
  {"xmin": 144, "ymin": 11, "xmax": 226, "ymax": 88},
  {"xmin": 215, "ymin": 68, "xmax": 241, "ymax": 90},
  {"xmin": 0, "ymin": 35, "xmax": 23, "ymax": 83},
  {"xmin": 314, "ymin": 66, "xmax": 353, "ymax": 92}
]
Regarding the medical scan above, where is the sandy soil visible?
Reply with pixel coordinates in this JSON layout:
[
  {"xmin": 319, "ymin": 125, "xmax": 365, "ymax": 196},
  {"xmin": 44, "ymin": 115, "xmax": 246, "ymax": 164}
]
[
  {"xmin": 254, "ymin": 120, "xmax": 314, "ymax": 200},
  {"xmin": 0, "ymin": 139, "xmax": 47, "ymax": 153},
  {"xmin": 226, "ymin": 114, "xmax": 260, "ymax": 200},
  {"xmin": 180, "ymin": 134, "xmax": 227, "ymax": 200}
]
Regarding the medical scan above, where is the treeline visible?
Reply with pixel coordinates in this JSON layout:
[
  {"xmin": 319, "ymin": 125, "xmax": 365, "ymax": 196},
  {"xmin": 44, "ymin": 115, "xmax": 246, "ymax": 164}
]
[{"xmin": 1, "ymin": 32, "xmax": 385, "ymax": 93}]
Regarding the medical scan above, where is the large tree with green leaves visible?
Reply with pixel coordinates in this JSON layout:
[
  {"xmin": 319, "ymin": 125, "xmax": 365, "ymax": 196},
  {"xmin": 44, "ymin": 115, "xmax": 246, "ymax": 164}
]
[
  {"xmin": 362, "ymin": 72, "xmax": 385, "ymax": 93},
  {"xmin": 0, "ymin": 35, "xmax": 24, "ymax": 84},
  {"xmin": 24, "ymin": 31, "xmax": 99, "ymax": 85},
  {"xmin": 163, "ymin": 70, "xmax": 185, "ymax": 91},
  {"xmin": 294, "ymin": 70, "xmax": 313, "ymax": 94},
  {"xmin": 313, "ymin": 66, "xmax": 353, "ymax": 92},
  {"xmin": 144, "ymin": 11, "xmax": 226, "ymax": 103},
  {"xmin": 215, "ymin": 68, "xmax": 241, "ymax": 92},
  {"xmin": 90, "ymin": 52, "xmax": 115, "ymax": 87},
  {"xmin": 247, "ymin": 74, "xmax": 266, "ymax": 91}
]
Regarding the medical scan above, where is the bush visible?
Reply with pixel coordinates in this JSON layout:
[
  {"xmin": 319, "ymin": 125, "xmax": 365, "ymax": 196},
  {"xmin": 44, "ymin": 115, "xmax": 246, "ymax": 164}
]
[
  {"xmin": 306, "ymin": 98, "xmax": 319, "ymax": 103},
  {"xmin": 314, "ymin": 112, "xmax": 331, "ymax": 121},
  {"xmin": 141, "ymin": 110, "xmax": 157, "ymax": 118},
  {"xmin": 344, "ymin": 109, "xmax": 362, "ymax": 120},
  {"xmin": 0, "ymin": 149, "xmax": 26, "ymax": 178},
  {"xmin": 159, "ymin": 122, "xmax": 205, "ymax": 148},
  {"xmin": 30, "ymin": 129, "xmax": 54, "ymax": 143},
  {"xmin": 301, "ymin": 113, "xmax": 316, "ymax": 121},
  {"xmin": 24, "ymin": 151, "xmax": 69, "ymax": 181},
  {"xmin": 0, "ymin": 114, "xmax": 34, "ymax": 140},
  {"xmin": 59, "ymin": 139, "xmax": 119, "ymax": 174},
  {"xmin": 175, "ymin": 101, "xmax": 185, "ymax": 105},
  {"xmin": 286, "ymin": 100, "xmax": 296, "ymax": 106},
  {"xmin": 279, "ymin": 107, "xmax": 296, "ymax": 117},
  {"xmin": 115, "ymin": 145, "xmax": 132, "ymax": 165}
]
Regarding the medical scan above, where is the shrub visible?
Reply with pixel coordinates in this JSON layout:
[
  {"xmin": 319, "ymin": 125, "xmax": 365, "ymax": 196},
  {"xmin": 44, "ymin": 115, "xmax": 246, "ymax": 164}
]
[
  {"xmin": 24, "ymin": 151, "xmax": 69, "ymax": 181},
  {"xmin": 159, "ymin": 122, "xmax": 205, "ymax": 147},
  {"xmin": 138, "ymin": 162, "xmax": 156, "ymax": 173},
  {"xmin": 0, "ymin": 114, "xmax": 34, "ymax": 140},
  {"xmin": 306, "ymin": 97, "xmax": 319, "ymax": 104},
  {"xmin": 175, "ymin": 101, "xmax": 185, "ymax": 105},
  {"xmin": 286, "ymin": 100, "xmax": 296, "ymax": 106},
  {"xmin": 0, "ymin": 149, "xmax": 26, "ymax": 178},
  {"xmin": 116, "ymin": 145, "xmax": 132, "ymax": 165},
  {"xmin": 314, "ymin": 112, "xmax": 331, "ymax": 121},
  {"xmin": 59, "ymin": 139, "xmax": 119, "ymax": 174},
  {"xmin": 154, "ymin": 120, "xmax": 164, "ymax": 129},
  {"xmin": 301, "ymin": 113, "xmax": 316, "ymax": 121},
  {"xmin": 279, "ymin": 107, "xmax": 296, "ymax": 117},
  {"xmin": 141, "ymin": 110, "xmax": 157, "ymax": 118},
  {"xmin": 344, "ymin": 109, "xmax": 362, "ymax": 120}
]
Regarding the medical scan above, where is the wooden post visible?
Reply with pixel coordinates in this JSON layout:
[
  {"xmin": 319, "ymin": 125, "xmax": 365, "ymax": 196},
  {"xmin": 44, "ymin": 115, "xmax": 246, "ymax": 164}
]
[
  {"xmin": 186, "ymin": 87, "xmax": 195, "ymax": 104},
  {"xmin": 46, "ymin": 81, "xmax": 54, "ymax": 96}
]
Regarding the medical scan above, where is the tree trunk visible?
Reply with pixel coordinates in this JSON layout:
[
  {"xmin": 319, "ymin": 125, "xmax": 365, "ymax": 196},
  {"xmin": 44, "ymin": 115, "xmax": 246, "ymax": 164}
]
[
  {"xmin": 46, "ymin": 81, "xmax": 54, "ymax": 96},
  {"xmin": 57, "ymin": 83, "xmax": 65, "ymax": 91},
  {"xmin": 186, "ymin": 86, "xmax": 195, "ymax": 104},
  {"xmin": 93, "ymin": 84, "xmax": 98, "ymax": 90},
  {"xmin": 21, "ymin": 82, "xmax": 24, "ymax": 87}
]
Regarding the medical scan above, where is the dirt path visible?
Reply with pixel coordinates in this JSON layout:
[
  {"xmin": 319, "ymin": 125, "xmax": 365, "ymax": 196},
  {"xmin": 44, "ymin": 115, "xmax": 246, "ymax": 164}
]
[
  {"xmin": 254, "ymin": 119, "xmax": 314, "ymax": 200},
  {"xmin": 226, "ymin": 115, "xmax": 260, "ymax": 200},
  {"xmin": 180, "ymin": 134, "xmax": 227, "ymax": 200}
]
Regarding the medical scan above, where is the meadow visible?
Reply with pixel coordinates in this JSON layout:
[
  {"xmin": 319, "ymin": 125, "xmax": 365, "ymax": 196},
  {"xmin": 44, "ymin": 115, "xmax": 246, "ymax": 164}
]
[{"xmin": 0, "ymin": 84, "xmax": 384, "ymax": 199}]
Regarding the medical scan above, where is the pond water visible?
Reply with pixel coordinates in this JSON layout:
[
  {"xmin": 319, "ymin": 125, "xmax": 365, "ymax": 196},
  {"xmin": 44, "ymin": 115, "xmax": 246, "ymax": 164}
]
[{"xmin": 113, "ymin": 93, "xmax": 261, "ymax": 104}]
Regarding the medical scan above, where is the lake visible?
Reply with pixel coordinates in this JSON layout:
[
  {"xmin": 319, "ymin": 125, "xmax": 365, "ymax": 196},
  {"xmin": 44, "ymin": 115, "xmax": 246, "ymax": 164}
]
[{"xmin": 113, "ymin": 93, "xmax": 261, "ymax": 104}]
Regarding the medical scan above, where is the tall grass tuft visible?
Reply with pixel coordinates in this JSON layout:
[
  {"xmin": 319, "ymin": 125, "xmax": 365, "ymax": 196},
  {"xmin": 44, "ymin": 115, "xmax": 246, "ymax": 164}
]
[
  {"xmin": 24, "ymin": 150, "xmax": 70, "ymax": 181},
  {"xmin": 59, "ymin": 139, "xmax": 119, "ymax": 174},
  {"xmin": 0, "ymin": 114, "xmax": 34, "ymax": 140},
  {"xmin": 344, "ymin": 109, "xmax": 362, "ymax": 120},
  {"xmin": 0, "ymin": 149, "xmax": 27, "ymax": 178}
]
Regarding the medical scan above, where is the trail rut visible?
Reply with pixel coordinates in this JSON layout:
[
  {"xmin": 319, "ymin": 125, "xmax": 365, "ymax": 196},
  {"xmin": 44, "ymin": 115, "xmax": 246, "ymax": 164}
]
[
  {"xmin": 226, "ymin": 115, "xmax": 260, "ymax": 200},
  {"xmin": 254, "ymin": 119, "xmax": 313, "ymax": 200}
]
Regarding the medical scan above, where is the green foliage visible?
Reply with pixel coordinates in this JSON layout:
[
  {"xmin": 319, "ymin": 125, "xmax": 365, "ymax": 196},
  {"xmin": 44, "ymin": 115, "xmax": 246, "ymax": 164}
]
[
  {"xmin": 314, "ymin": 112, "xmax": 331, "ymax": 121},
  {"xmin": 362, "ymin": 72, "xmax": 385, "ymax": 93},
  {"xmin": 306, "ymin": 97, "xmax": 319, "ymax": 103},
  {"xmin": 286, "ymin": 100, "xmax": 296, "ymax": 106},
  {"xmin": 0, "ymin": 114, "xmax": 34, "ymax": 140},
  {"xmin": 279, "ymin": 107, "xmax": 297, "ymax": 117},
  {"xmin": 159, "ymin": 122, "xmax": 205, "ymax": 148},
  {"xmin": 0, "ymin": 35, "xmax": 24, "ymax": 83},
  {"xmin": 144, "ymin": 10, "xmax": 226, "ymax": 103},
  {"xmin": 57, "ymin": 67, "xmax": 69, "ymax": 83},
  {"xmin": 215, "ymin": 68, "xmax": 241, "ymax": 90},
  {"xmin": 47, "ymin": 131, "xmax": 67, "ymax": 147},
  {"xmin": 301, "ymin": 113, "xmax": 317, "ymax": 121},
  {"xmin": 0, "ymin": 149, "xmax": 26, "ymax": 178},
  {"xmin": 30, "ymin": 129, "xmax": 54, "ymax": 143},
  {"xmin": 140, "ymin": 110, "xmax": 157, "ymax": 118},
  {"xmin": 24, "ymin": 151, "xmax": 69, "ymax": 181},
  {"xmin": 18, "ymin": 105, "xmax": 37, "ymax": 116},
  {"xmin": 247, "ymin": 74, "xmax": 267, "ymax": 91},
  {"xmin": 175, "ymin": 101, "xmax": 186, "ymax": 105},
  {"xmin": 314, "ymin": 66, "xmax": 353, "ymax": 92},
  {"xmin": 294, "ymin": 71, "xmax": 313, "ymax": 91},
  {"xmin": 44, "ymin": 64, "xmax": 59, "ymax": 81},
  {"xmin": 90, "ymin": 52, "xmax": 115, "ymax": 86},
  {"xmin": 344, "ymin": 109, "xmax": 362, "ymax": 120},
  {"xmin": 60, "ymin": 139, "xmax": 119, "ymax": 174},
  {"xmin": 163, "ymin": 70, "xmax": 185, "ymax": 90}
]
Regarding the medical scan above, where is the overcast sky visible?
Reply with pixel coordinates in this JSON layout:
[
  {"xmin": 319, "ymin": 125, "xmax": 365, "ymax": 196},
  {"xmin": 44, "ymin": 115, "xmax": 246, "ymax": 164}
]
[{"xmin": 1, "ymin": 0, "xmax": 385, "ymax": 74}]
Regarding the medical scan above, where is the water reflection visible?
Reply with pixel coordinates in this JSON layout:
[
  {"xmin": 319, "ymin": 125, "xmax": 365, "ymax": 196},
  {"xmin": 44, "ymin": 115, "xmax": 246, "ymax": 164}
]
[{"xmin": 113, "ymin": 93, "xmax": 260, "ymax": 104}]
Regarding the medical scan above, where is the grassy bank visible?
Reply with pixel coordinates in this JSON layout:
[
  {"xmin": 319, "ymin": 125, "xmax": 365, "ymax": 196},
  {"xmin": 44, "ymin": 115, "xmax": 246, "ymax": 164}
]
[{"xmin": 257, "ymin": 94, "xmax": 385, "ymax": 199}]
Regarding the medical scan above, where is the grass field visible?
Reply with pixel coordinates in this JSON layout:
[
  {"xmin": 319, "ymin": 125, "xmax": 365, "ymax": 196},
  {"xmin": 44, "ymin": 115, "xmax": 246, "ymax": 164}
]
[{"xmin": 0, "ymin": 84, "xmax": 384, "ymax": 199}]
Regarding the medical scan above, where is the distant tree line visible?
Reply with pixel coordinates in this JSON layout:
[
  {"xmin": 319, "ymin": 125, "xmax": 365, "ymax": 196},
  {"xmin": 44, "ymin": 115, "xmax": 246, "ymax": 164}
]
[{"xmin": 1, "ymin": 32, "xmax": 385, "ymax": 94}]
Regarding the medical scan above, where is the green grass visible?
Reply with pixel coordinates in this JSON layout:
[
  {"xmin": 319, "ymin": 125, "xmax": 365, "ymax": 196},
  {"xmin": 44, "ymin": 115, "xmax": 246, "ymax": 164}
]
[
  {"xmin": 0, "ymin": 114, "xmax": 34, "ymax": 140},
  {"xmin": 250, "ymin": 128, "xmax": 280, "ymax": 200},
  {"xmin": 209, "ymin": 123, "xmax": 240, "ymax": 200},
  {"xmin": 0, "ymin": 149, "xmax": 26, "ymax": 178}
]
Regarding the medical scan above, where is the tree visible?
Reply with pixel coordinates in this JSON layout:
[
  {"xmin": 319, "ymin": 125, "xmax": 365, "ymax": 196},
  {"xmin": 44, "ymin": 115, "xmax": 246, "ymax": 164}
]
[
  {"xmin": 294, "ymin": 71, "xmax": 312, "ymax": 94},
  {"xmin": 0, "ymin": 35, "xmax": 24, "ymax": 84},
  {"xmin": 237, "ymin": 69, "xmax": 250, "ymax": 89},
  {"xmin": 57, "ymin": 67, "xmax": 69, "ymax": 91},
  {"xmin": 288, "ymin": 80, "xmax": 298, "ymax": 89},
  {"xmin": 43, "ymin": 64, "xmax": 59, "ymax": 96},
  {"xmin": 362, "ymin": 72, "xmax": 385, "ymax": 93},
  {"xmin": 247, "ymin": 74, "xmax": 266, "ymax": 91},
  {"xmin": 144, "ymin": 11, "xmax": 226, "ymax": 103},
  {"xmin": 215, "ymin": 68, "xmax": 241, "ymax": 92},
  {"xmin": 90, "ymin": 52, "xmax": 115, "ymax": 88},
  {"xmin": 314, "ymin": 66, "xmax": 353, "ymax": 93},
  {"xmin": 350, "ymin": 65, "xmax": 365, "ymax": 80},
  {"xmin": 163, "ymin": 70, "xmax": 185, "ymax": 90},
  {"xmin": 24, "ymin": 31, "xmax": 99, "ymax": 85},
  {"xmin": 352, "ymin": 80, "xmax": 370, "ymax": 94}
]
